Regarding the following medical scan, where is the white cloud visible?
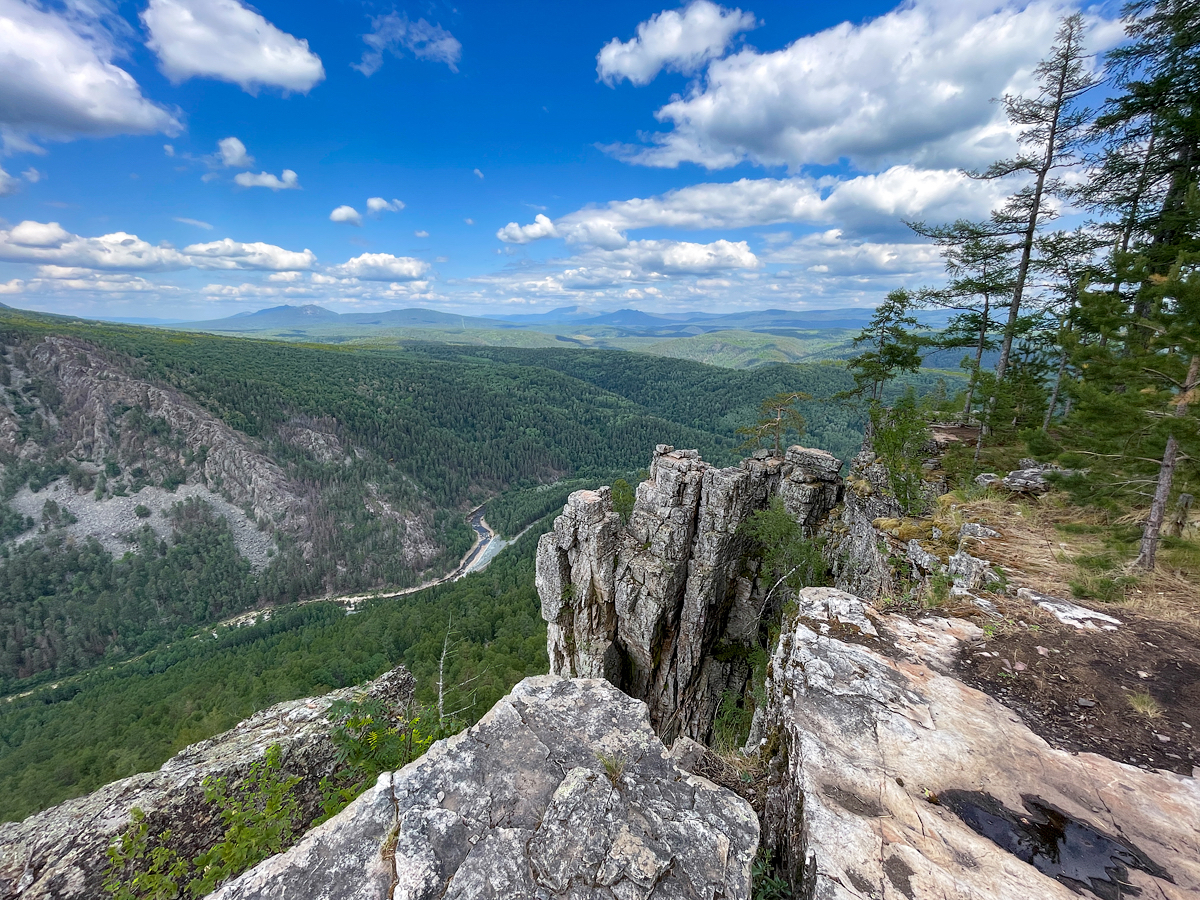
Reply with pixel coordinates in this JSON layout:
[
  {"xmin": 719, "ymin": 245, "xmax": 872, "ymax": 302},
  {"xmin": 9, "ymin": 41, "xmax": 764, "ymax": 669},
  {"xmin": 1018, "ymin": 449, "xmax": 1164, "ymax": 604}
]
[
  {"xmin": 174, "ymin": 217, "xmax": 212, "ymax": 229},
  {"xmin": 762, "ymin": 229, "xmax": 943, "ymax": 277},
  {"xmin": 496, "ymin": 213, "xmax": 558, "ymax": 244},
  {"xmin": 142, "ymin": 0, "xmax": 325, "ymax": 93},
  {"xmin": 0, "ymin": 220, "xmax": 188, "ymax": 270},
  {"xmin": 330, "ymin": 252, "xmax": 430, "ymax": 281},
  {"xmin": 267, "ymin": 270, "xmax": 302, "ymax": 282},
  {"xmin": 330, "ymin": 205, "xmax": 363, "ymax": 226},
  {"xmin": 464, "ymin": 218, "xmax": 474, "ymax": 226},
  {"xmin": 414, "ymin": 230, "xmax": 429, "ymax": 238},
  {"xmin": 473, "ymin": 168, "xmax": 484, "ymax": 179},
  {"xmin": 353, "ymin": 12, "xmax": 461, "ymax": 76},
  {"xmin": 234, "ymin": 169, "xmax": 300, "ymax": 190},
  {"xmin": 597, "ymin": 0, "xmax": 756, "ymax": 86},
  {"xmin": 367, "ymin": 197, "xmax": 404, "ymax": 215},
  {"xmin": 164, "ymin": 143, "xmax": 175, "ymax": 156},
  {"xmin": 0, "ymin": 221, "xmax": 317, "ymax": 278},
  {"xmin": 183, "ymin": 238, "xmax": 316, "ymax": 270},
  {"xmin": 587, "ymin": 238, "xmax": 759, "ymax": 276},
  {"xmin": 0, "ymin": 279, "xmax": 23, "ymax": 293},
  {"xmin": 0, "ymin": 0, "xmax": 180, "ymax": 144},
  {"xmin": 218, "ymin": 136, "xmax": 253, "ymax": 167},
  {"xmin": 612, "ymin": 0, "xmax": 1117, "ymax": 171},
  {"xmin": 21, "ymin": 167, "xmax": 43, "ymax": 183},
  {"xmin": 499, "ymin": 166, "xmax": 1001, "ymax": 248},
  {"xmin": 0, "ymin": 166, "xmax": 16, "ymax": 196}
]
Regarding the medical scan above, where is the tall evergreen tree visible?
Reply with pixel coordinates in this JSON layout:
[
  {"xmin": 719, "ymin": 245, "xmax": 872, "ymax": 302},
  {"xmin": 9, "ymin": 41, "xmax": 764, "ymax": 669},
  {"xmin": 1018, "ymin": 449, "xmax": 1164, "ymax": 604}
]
[{"xmin": 844, "ymin": 289, "xmax": 926, "ymax": 403}]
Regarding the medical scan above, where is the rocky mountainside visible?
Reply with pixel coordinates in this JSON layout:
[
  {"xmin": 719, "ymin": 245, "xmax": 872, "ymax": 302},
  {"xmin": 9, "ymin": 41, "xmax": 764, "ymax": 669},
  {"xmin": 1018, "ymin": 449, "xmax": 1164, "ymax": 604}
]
[
  {"xmin": 3, "ymin": 439, "xmax": 1197, "ymax": 900},
  {"xmin": 536, "ymin": 443, "xmax": 842, "ymax": 745},
  {"xmin": 0, "ymin": 666, "xmax": 414, "ymax": 900}
]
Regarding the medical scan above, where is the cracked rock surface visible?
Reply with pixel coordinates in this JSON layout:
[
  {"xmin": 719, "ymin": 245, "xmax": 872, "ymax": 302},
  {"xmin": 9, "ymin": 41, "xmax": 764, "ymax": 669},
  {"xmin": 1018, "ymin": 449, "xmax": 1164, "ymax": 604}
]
[
  {"xmin": 537, "ymin": 445, "xmax": 842, "ymax": 744},
  {"xmin": 0, "ymin": 666, "xmax": 414, "ymax": 900},
  {"xmin": 752, "ymin": 588, "xmax": 1200, "ymax": 899},
  {"xmin": 213, "ymin": 676, "xmax": 759, "ymax": 900}
]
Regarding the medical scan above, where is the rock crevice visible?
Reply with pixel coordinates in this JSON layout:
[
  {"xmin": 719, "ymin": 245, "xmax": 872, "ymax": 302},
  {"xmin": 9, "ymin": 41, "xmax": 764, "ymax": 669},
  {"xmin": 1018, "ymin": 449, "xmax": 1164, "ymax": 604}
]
[{"xmin": 537, "ymin": 444, "xmax": 843, "ymax": 743}]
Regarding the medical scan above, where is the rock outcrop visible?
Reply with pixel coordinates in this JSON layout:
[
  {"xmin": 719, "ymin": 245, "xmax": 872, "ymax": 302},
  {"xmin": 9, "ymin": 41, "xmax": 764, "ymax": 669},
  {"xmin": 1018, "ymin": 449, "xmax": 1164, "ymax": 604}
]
[
  {"xmin": 210, "ymin": 676, "xmax": 759, "ymax": 900},
  {"xmin": 24, "ymin": 336, "xmax": 305, "ymax": 529},
  {"xmin": 536, "ymin": 445, "xmax": 842, "ymax": 744},
  {"xmin": 751, "ymin": 587, "xmax": 1199, "ymax": 899},
  {"xmin": 0, "ymin": 666, "xmax": 414, "ymax": 900}
]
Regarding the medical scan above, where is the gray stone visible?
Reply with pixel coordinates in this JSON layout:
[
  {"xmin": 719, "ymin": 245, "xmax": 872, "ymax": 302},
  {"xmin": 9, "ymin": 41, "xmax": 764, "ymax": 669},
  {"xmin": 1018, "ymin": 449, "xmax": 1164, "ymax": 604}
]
[
  {"xmin": 0, "ymin": 666, "xmax": 414, "ymax": 900},
  {"xmin": 906, "ymin": 539, "xmax": 944, "ymax": 576},
  {"xmin": 537, "ymin": 445, "xmax": 842, "ymax": 744},
  {"xmin": 959, "ymin": 522, "xmax": 1001, "ymax": 540},
  {"xmin": 752, "ymin": 588, "xmax": 1200, "ymax": 899},
  {"xmin": 974, "ymin": 472, "xmax": 1001, "ymax": 487},
  {"xmin": 212, "ymin": 677, "xmax": 759, "ymax": 900},
  {"xmin": 948, "ymin": 551, "xmax": 1000, "ymax": 591}
]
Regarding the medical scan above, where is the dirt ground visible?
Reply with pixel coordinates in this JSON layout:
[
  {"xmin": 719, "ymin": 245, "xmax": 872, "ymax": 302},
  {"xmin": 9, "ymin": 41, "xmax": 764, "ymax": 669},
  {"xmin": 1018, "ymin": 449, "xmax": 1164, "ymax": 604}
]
[
  {"xmin": 956, "ymin": 603, "xmax": 1199, "ymax": 776},
  {"xmin": 928, "ymin": 484, "xmax": 1200, "ymax": 777}
]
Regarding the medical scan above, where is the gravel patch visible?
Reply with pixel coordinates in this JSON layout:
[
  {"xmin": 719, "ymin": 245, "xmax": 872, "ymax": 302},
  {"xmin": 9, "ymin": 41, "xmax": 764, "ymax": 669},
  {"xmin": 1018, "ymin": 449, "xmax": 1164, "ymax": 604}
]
[{"xmin": 6, "ymin": 479, "xmax": 276, "ymax": 569}]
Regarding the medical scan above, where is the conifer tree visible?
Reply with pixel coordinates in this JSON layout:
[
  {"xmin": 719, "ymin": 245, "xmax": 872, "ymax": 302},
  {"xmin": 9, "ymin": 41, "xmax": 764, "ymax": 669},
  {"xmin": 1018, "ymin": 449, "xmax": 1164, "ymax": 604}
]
[{"xmin": 844, "ymin": 289, "xmax": 926, "ymax": 403}]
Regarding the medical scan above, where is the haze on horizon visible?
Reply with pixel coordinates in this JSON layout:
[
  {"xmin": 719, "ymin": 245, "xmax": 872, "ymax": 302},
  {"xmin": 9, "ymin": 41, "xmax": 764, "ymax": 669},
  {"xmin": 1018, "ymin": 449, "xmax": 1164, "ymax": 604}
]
[{"xmin": 0, "ymin": 0, "xmax": 1120, "ymax": 321}]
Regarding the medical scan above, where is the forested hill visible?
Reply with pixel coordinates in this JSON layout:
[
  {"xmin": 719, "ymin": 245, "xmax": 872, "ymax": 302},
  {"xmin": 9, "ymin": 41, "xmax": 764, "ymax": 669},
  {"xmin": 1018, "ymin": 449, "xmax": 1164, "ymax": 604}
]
[{"xmin": 0, "ymin": 307, "xmax": 955, "ymax": 696}]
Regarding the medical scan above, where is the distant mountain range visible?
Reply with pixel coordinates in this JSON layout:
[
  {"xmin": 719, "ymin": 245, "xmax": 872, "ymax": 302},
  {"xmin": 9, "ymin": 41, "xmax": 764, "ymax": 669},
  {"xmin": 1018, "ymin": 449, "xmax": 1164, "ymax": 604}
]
[{"xmin": 178, "ymin": 303, "xmax": 951, "ymax": 336}]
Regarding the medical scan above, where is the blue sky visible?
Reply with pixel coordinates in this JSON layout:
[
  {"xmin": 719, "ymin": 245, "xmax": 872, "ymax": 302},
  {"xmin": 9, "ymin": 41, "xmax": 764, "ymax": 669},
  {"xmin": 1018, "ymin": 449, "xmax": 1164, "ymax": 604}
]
[{"xmin": 0, "ymin": 0, "xmax": 1120, "ymax": 319}]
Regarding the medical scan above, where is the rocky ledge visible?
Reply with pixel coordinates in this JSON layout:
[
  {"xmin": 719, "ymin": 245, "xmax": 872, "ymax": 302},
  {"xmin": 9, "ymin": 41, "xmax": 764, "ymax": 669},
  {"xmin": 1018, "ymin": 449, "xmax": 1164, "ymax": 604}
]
[
  {"xmin": 0, "ymin": 666, "xmax": 414, "ymax": 900},
  {"xmin": 210, "ymin": 676, "xmax": 758, "ymax": 900},
  {"xmin": 752, "ymin": 587, "xmax": 1200, "ymax": 899}
]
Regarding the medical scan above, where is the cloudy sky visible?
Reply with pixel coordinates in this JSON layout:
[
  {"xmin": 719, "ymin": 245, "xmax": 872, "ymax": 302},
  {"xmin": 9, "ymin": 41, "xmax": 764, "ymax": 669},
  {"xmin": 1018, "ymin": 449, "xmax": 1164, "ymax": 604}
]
[{"xmin": 0, "ymin": 0, "xmax": 1120, "ymax": 320}]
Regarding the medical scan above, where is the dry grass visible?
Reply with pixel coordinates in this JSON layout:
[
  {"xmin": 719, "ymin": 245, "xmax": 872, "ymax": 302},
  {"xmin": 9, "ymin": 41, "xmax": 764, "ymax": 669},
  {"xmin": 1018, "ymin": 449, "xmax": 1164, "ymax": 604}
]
[
  {"xmin": 1127, "ymin": 690, "xmax": 1164, "ymax": 720},
  {"xmin": 944, "ymin": 491, "xmax": 1200, "ymax": 628}
]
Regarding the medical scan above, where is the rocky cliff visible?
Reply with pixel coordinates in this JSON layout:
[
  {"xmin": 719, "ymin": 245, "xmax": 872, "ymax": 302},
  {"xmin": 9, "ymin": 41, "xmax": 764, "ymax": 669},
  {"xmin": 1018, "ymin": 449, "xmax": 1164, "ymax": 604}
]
[
  {"xmin": 752, "ymin": 587, "xmax": 1199, "ymax": 899},
  {"xmin": 536, "ymin": 444, "xmax": 842, "ymax": 744},
  {"xmin": 209, "ymin": 677, "xmax": 758, "ymax": 900},
  {"xmin": 0, "ymin": 666, "xmax": 413, "ymax": 900}
]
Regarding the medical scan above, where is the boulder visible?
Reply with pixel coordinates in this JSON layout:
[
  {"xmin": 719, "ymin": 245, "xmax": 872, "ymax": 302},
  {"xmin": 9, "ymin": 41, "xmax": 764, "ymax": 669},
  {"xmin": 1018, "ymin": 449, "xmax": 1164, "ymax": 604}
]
[
  {"xmin": 948, "ymin": 550, "xmax": 1000, "ymax": 591},
  {"xmin": 211, "ymin": 676, "xmax": 759, "ymax": 900},
  {"xmin": 0, "ymin": 667, "xmax": 414, "ymax": 900},
  {"xmin": 752, "ymin": 588, "xmax": 1200, "ymax": 899}
]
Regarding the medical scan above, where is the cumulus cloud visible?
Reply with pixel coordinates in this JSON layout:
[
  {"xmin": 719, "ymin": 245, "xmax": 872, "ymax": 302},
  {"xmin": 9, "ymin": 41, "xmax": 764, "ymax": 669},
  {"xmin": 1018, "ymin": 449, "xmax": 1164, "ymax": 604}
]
[
  {"xmin": 21, "ymin": 168, "xmax": 44, "ymax": 183},
  {"xmin": 183, "ymin": 238, "xmax": 316, "ymax": 270},
  {"xmin": 612, "ymin": 0, "xmax": 1118, "ymax": 171},
  {"xmin": 0, "ymin": 0, "xmax": 180, "ymax": 144},
  {"xmin": 590, "ymin": 238, "xmax": 759, "ymax": 275},
  {"xmin": 414, "ymin": 230, "xmax": 429, "ymax": 238},
  {"xmin": 496, "ymin": 213, "xmax": 558, "ymax": 244},
  {"xmin": 330, "ymin": 205, "xmax": 363, "ymax": 226},
  {"xmin": 218, "ymin": 136, "xmax": 253, "ymax": 167},
  {"xmin": 174, "ymin": 217, "xmax": 212, "ymax": 229},
  {"xmin": 499, "ymin": 166, "xmax": 1001, "ymax": 249},
  {"xmin": 330, "ymin": 252, "xmax": 430, "ymax": 281},
  {"xmin": 142, "ymin": 0, "xmax": 325, "ymax": 93},
  {"xmin": 353, "ymin": 12, "xmax": 461, "ymax": 76},
  {"xmin": 0, "ymin": 220, "xmax": 316, "ymax": 275},
  {"xmin": 234, "ymin": 169, "xmax": 300, "ymax": 190},
  {"xmin": 597, "ymin": 0, "xmax": 756, "ymax": 86},
  {"xmin": 0, "ymin": 166, "xmax": 16, "ymax": 196},
  {"xmin": 367, "ymin": 197, "xmax": 404, "ymax": 215}
]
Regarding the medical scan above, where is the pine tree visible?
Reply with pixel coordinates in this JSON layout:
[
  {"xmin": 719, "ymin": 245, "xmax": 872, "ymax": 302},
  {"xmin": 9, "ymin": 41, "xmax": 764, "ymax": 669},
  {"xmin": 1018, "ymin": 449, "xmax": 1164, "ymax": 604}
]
[{"xmin": 844, "ymin": 289, "xmax": 926, "ymax": 403}]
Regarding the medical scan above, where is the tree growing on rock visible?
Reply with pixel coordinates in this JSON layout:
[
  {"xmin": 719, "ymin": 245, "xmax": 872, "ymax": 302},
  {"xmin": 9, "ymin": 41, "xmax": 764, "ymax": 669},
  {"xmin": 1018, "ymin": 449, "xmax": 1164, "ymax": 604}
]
[{"xmin": 737, "ymin": 391, "xmax": 810, "ymax": 454}]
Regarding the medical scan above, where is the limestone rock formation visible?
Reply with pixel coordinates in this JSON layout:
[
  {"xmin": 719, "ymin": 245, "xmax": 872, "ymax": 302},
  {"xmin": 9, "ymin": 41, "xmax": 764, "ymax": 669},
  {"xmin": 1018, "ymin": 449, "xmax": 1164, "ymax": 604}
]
[
  {"xmin": 0, "ymin": 666, "xmax": 414, "ymax": 900},
  {"xmin": 210, "ymin": 676, "xmax": 758, "ymax": 900},
  {"xmin": 537, "ymin": 444, "xmax": 842, "ymax": 743},
  {"xmin": 751, "ymin": 588, "xmax": 1199, "ymax": 899}
]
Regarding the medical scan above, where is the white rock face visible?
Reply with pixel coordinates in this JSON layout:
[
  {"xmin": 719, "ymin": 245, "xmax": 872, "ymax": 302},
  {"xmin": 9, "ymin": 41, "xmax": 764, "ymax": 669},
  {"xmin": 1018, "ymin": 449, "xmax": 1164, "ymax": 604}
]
[
  {"xmin": 536, "ymin": 445, "xmax": 843, "ymax": 743},
  {"xmin": 212, "ymin": 676, "xmax": 759, "ymax": 900},
  {"xmin": 1017, "ymin": 587, "xmax": 1123, "ymax": 631},
  {"xmin": 752, "ymin": 588, "xmax": 1199, "ymax": 899}
]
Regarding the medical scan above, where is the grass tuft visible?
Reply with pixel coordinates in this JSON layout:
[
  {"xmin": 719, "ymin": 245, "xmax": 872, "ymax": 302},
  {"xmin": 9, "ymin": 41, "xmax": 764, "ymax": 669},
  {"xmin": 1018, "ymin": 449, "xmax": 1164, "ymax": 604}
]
[{"xmin": 1127, "ymin": 690, "xmax": 1163, "ymax": 720}]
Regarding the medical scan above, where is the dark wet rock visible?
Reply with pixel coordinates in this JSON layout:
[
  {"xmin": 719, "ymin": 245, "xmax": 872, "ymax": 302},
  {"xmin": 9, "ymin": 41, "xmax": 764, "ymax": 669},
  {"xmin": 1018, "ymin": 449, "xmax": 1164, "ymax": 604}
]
[
  {"xmin": 0, "ymin": 667, "xmax": 414, "ymax": 900},
  {"xmin": 211, "ymin": 676, "xmax": 758, "ymax": 900}
]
